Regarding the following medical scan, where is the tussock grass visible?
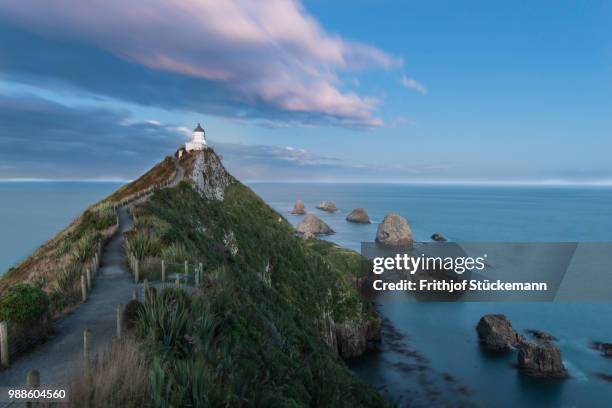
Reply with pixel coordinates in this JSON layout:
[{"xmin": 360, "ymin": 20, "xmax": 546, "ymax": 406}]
[
  {"xmin": 160, "ymin": 243, "xmax": 189, "ymax": 263},
  {"xmin": 125, "ymin": 230, "xmax": 162, "ymax": 260},
  {"xmin": 69, "ymin": 337, "xmax": 148, "ymax": 408}
]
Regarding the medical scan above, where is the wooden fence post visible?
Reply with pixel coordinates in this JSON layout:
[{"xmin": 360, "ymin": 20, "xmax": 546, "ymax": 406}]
[
  {"xmin": 134, "ymin": 259, "xmax": 139, "ymax": 283},
  {"xmin": 83, "ymin": 329, "xmax": 91, "ymax": 361},
  {"xmin": 0, "ymin": 322, "xmax": 9, "ymax": 367},
  {"xmin": 86, "ymin": 268, "xmax": 92, "ymax": 290},
  {"xmin": 184, "ymin": 260, "xmax": 188, "ymax": 276},
  {"xmin": 26, "ymin": 370, "xmax": 39, "ymax": 388},
  {"xmin": 161, "ymin": 260, "xmax": 166, "ymax": 282},
  {"xmin": 175, "ymin": 274, "xmax": 180, "ymax": 289},
  {"xmin": 81, "ymin": 275, "xmax": 87, "ymax": 302},
  {"xmin": 26, "ymin": 370, "xmax": 40, "ymax": 408},
  {"xmin": 117, "ymin": 304, "xmax": 123, "ymax": 339}
]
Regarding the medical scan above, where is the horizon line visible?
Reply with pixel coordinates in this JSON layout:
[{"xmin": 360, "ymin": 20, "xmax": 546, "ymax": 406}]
[
  {"xmin": 2, "ymin": 178, "xmax": 612, "ymax": 188},
  {"xmin": 0, "ymin": 178, "xmax": 131, "ymax": 183},
  {"xmin": 244, "ymin": 179, "xmax": 612, "ymax": 187}
]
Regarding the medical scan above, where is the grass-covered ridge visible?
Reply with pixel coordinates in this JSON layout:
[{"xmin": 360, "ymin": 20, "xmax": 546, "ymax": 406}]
[
  {"xmin": 0, "ymin": 202, "xmax": 116, "ymax": 309},
  {"xmin": 120, "ymin": 180, "xmax": 384, "ymax": 406}
]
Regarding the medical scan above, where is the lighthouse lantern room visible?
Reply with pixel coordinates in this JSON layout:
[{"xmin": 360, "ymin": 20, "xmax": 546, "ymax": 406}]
[{"xmin": 185, "ymin": 123, "xmax": 208, "ymax": 151}]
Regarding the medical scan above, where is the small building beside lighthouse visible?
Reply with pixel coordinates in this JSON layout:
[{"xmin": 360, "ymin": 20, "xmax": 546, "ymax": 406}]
[{"xmin": 185, "ymin": 123, "xmax": 208, "ymax": 151}]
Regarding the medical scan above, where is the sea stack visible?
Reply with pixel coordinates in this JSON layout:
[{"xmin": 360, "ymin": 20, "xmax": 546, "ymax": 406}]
[
  {"xmin": 375, "ymin": 213, "xmax": 412, "ymax": 247},
  {"xmin": 476, "ymin": 314, "xmax": 523, "ymax": 352},
  {"xmin": 517, "ymin": 342, "xmax": 567, "ymax": 378},
  {"xmin": 296, "ymin": 214, "xmax": 334, "ymax": 237},
  {"xmin": 431, "ymin": 233, "xmax": 446, "ymax": 242},
  {"xmin": 316, "ymin": 201, "xmax": 337, "ymax": 212},
  {"xmin": 346, "ymin": 208, "xmax": 371, "ymax": 224},
  {"xmin": 291, "ymin": 199, "xmax": 306, "ymax": 215}
]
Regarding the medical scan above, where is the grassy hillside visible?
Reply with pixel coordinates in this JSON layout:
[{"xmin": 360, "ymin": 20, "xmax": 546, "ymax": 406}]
[{"xmin": 82, "ymin": 178, "xmax": 384, "ymax": 406}]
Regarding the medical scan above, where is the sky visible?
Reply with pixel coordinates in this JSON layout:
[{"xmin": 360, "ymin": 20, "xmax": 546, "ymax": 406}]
[{"xmin": 0, "ymin": 0, "xmax": 610, "ymax": 184}]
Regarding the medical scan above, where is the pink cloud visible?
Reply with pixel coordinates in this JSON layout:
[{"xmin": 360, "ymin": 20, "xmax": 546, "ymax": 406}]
[{"xmin": 0, "ymin": 0, "xmax": 402, "ymax": 127}]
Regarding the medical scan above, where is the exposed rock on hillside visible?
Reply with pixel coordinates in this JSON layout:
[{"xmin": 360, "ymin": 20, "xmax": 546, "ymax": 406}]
[
  {"xmin": 321, "ymin": 315, "xmax": 381, "ymax": 359},
  {"xmin": 375, "ymin": 213, "xmax": 412, "ymax": 247},
  {"xmin": 517, "ymin": 342, "xmax": 567, "ymax": 378},
  {"xmin": 316, "ymin": 201, "xmax": 337, "ymax": 212},
  {"xmin": 296, "ymin": 214, "xmax": 334, "ymax": 236},
  {"xmin": 346, "ymin": 208, "xmax": 371, "ymax": 224},
  {"xmin": 183, "ymin": 149, "xmax": 234, "ymax": 200},
  {"xmin": 476, "ymin": 314, "xmax": 523, "ymax": 352},
  {"xmin": 291, "ymin": 200, "xmax": 306, "ymax": 215}
]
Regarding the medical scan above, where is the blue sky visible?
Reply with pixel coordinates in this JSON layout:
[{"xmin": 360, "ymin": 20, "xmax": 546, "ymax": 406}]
[{"xmin": 0, "ymin": 0, "xmax": 610, "ymax": 183}]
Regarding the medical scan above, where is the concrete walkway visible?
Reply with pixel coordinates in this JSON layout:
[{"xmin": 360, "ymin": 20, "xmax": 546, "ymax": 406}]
[{"xmin": 0, "ymin": 207, "xmax": 134, "ymax": 390}]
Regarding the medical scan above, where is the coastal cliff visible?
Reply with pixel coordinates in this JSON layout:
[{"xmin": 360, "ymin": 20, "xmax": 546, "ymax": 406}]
[
  {"xmin": 120, "ymin": 149, "xmax": 383, "ymax": 405},
  {"xmin": 2, "ymin": 148, "xmax": 384, "ymax": 406}
]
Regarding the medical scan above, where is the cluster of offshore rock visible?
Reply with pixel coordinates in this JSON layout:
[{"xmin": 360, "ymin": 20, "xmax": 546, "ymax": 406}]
[
  {"xmin": 476, "ymin": 314, "xmax": 568, "ymax": 378},
  {"xmin": 291, "ymin": 199, "xmax": 450, "ymax": 246}
]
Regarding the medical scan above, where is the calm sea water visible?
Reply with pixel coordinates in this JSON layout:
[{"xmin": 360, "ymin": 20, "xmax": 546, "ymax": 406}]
[
  {"xmin": 249, "ymin": 182, "xmax": 612, "ymax": 408},
  {"xmin": 0, "ymin": 182, "xmax": 122, "ymax": 274},
  {"xmin": 1, "ymin": 181, "xmax": 611, "ymax": 406}
]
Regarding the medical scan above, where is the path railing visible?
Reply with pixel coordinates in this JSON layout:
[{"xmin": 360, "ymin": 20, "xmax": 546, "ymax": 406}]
[{"xmin": 126, "ymin": 256, "xmax": 204, "ymax": 287}]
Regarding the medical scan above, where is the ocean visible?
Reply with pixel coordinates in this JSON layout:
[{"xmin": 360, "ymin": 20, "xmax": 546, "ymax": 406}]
[
  {"xmin": 0, "ymin": 182, "xmax": 122, "ymax": 274},
  {"xmin": 249, "ymin": 182, "xmax": 612, "ymax": 408},
  {"xmin": 1, "ymin": 181, "xmax": 611, "ymax": 406}
]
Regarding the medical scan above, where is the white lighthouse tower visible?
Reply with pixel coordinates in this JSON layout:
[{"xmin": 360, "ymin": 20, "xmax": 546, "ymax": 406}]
[{"xmin": 185, "ymin": 123, "xmax": 208, "ymax": 151}]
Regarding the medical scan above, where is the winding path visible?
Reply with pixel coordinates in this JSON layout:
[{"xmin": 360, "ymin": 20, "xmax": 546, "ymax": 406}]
[
  {"xmin": 0, "ymin": 207, "xmax": 134, "ymax": 391},
  {"xmin": 0, "ymin": 158, "xmax": 185, "ymax": 394}
]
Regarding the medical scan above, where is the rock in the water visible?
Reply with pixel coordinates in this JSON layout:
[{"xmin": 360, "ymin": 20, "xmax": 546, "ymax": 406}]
[
  {"xmin": 476, "ymin": 314, "xmax": 523, "ymax": 352},
  {"xmin": 375, "ymin": 213, "xmax": 413, "ymax": 247},
  {"xmin": 518, "ymin": 342, "xmax": 567, "ymax": 378},
  {"xmin": 596, "ymin": 373, "xmax": 612, "ymax": 382},
  {"xmin": 291, "ymin": 200, "xmax": 306, "ymax": 215},
  {"xmin": 590, "ymin": 341, "xmax": 612, "ymax": 358},
  {"xmin": 431, "ymin": 233, "xmax": 447, "ymax": 242},
  {"xmin": 526, "ymin": 329, "xmax": 557, "ymax": 342},
  {"xmin": 296, "ymin": 214, "xmax": 334, "ymax": 236},
  {"xmin": 316, "ymin": 201, "xmax": 337, "ymax": 212},
  {"xmin": 346, "ymin": 208, "xmax": 371, "ymax": 224}
]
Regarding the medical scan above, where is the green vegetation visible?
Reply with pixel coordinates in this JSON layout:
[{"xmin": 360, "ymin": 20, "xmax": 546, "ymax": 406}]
[
  {"xmin": 0, "ymin": 283, "xmax": 52, "ymax": 357},
  {"xmin": 1, "ymin": 199, "xmax": 117, "ymax": 318},
  {"xmin": 104, "ymin": 156, "xmax": 175, "ymax": 203},
  {"xmin": 0, "ymin": 283, "xmax": 49, "ymax": 324},
  {"xmin": 113, "ymin": 181, "xmax": 384, "ymax": 406}
]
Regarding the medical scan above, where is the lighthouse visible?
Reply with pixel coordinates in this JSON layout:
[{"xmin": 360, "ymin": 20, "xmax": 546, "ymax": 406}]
[{"xmin": 185, "ymin": 123, "xmax": 208, "ymax": 151}]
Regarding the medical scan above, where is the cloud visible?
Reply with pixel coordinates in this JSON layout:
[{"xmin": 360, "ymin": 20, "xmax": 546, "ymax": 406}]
[
  {"xmin": 0, "ymin": 93, "xmax": 456, "ymax": 182},
  {"xmin": 400, "ymin": 75, "xmax": 428, "ymax": 95},
  {"xmin": 0, "ymin": 0, "xmax": 402, "ymax": 128},
  {"xmin": 0, "ymin": 94, "xmax": 183, "ymax": 179}
]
